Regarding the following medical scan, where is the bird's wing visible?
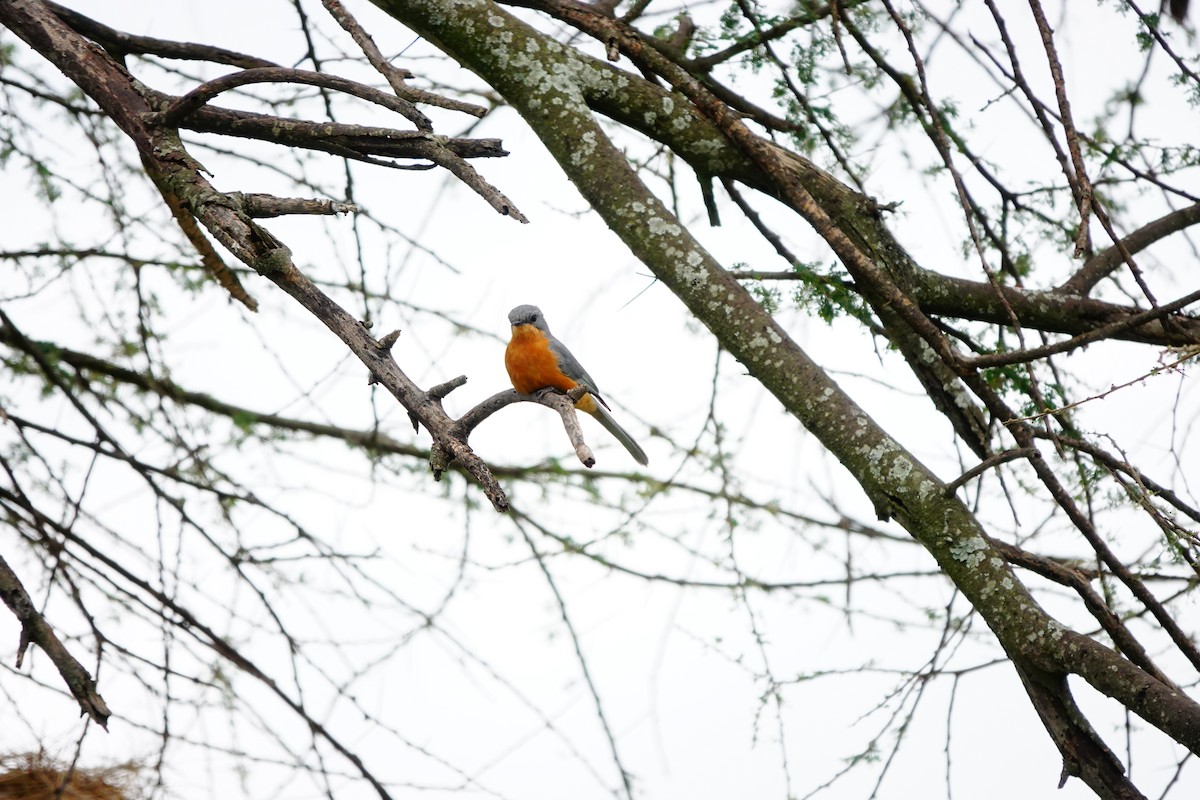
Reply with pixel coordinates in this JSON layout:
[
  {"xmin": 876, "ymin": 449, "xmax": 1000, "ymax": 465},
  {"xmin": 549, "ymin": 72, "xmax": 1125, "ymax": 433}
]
[{"xmin": 547, "ymin": 335, "xmax": 610, "ymax": 409}]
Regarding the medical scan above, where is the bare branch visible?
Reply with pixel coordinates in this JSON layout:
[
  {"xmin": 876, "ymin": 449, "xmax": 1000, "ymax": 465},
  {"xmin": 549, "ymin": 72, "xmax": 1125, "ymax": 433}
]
[
  {"xmin": 161, "ymin": 66, "xmax": 432, "ymax": 130},
  {"xmin": 1059, "ymin": 203, "xmax": 1200, "ymax": 295},
  {"xmin": 46, "ymin": 1, "xmax": 279, "ymax": 68},
  {"xmin": 961, "ymin": 287, "xmax": 1200, "ymax": 369},
  {"xmin": 321, "ymin": 0, "xmax": 487, "ymax": 117},
  {"xmin": 944, "ymin": 448, "xmax": 1037, "ymax": 496},
  {"xmin": 227, "ymin": 193, "xmax": 358, "ymax": 218},
  {"xmin": 0, "ymin": 551, "xmax": 110, "ymax": 729}
]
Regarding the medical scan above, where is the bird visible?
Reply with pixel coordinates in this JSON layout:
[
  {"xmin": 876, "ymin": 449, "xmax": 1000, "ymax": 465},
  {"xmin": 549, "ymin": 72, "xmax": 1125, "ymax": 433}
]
[{"xmin": 505, "ymin": 304, "xmax": 649, "ymax": 466}]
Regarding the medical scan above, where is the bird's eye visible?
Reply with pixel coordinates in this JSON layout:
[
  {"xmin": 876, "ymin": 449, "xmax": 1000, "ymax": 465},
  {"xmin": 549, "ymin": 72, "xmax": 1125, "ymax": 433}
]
[{"xmin": 531, "ymin": 314, "xmax": 538, "ymax": 322}]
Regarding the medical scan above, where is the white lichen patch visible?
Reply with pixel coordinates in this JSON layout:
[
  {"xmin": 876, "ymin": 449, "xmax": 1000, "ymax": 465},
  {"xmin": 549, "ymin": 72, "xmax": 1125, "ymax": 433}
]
[
  {"xmin": 503, "ymin": 45, "xmax": 588, "ymax": 105},
  {"xmin": 691, "ymin": 138, "xmax": 725, "ymax": 156},
  {"xmin": 679, "ymin": 255, "xmax": 710, "ymax": 288},
  {"xmin": 569, "ymin": 131, "xmax": 598, "ymax": 166},
  {"xmin": 647, "ymin": 216, "xmax": 681, "ymax": 237},
  {"xmin": 948, "ymin": 534, "xmax": 988, "ymax": 568},
  {"xmin": 858, "ymin": 438, "xmax": 899, "ymax": 467},
  {"xmin": 888, "ymin": 455, "xmax": 914, "ymax": 482}
]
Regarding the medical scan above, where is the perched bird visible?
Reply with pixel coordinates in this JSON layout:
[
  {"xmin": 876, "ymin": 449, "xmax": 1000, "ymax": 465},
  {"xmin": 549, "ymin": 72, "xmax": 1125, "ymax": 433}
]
[{"xmin": 505, "ymin": 304, "xmax": 649, "ymax": 466}]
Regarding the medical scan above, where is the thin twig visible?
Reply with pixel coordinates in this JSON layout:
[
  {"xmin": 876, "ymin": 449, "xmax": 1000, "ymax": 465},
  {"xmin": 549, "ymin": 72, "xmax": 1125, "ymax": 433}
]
[
  {"xmin": 513, "ymin": 519, "xmax": 635, "ymax": 800},
  {"xmin": 320, "ymin": 0, "xmax": 486, "ymax": 117},
  {"xmin": 1026, "ymin": 0, "xmax": 1093, "ymax": 257},
  {"xmin": 962, "ymin": 288, "xmax": 1200, "ymax": 369}
]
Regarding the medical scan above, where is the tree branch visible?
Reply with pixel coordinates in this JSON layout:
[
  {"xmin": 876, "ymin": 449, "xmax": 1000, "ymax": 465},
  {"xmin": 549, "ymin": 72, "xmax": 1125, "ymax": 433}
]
[
  {"xmin": 0, "ymin": 551, "xmax": 110, "ymax": 729},
  {"xmin": 161, "ymin": 66, "xmax": 432, "ymax": 131},
  {"xmin": 369, "ymin": 1, "xmax": 1200, "ymax": 780},
  {"xmin": 320, "ymin": 0, "xmax": 487, "ymax": 117},
  {"xmin": 46, "ymin": 1, "xmax": 279, "ymax": 68},
  {"xmin": 1059, "ymin": 203, "xmax": 1200, "ymax": 295},
  {"xmin": 0, "ymin": 0, "xmax": 516, "ymax": 510}
]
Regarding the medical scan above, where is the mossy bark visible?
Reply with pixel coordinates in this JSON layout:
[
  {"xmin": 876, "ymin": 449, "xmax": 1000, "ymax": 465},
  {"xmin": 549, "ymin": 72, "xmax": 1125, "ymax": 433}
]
[{"xmin": 372, "ymin": 0, "xmax": 1200, "ymax": 765}]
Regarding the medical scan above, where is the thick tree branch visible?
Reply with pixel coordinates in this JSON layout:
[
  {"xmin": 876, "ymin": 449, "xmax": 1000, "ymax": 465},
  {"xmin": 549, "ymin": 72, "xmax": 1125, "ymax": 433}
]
[
  {"xmin": 0, "ymin": 0, "xmax": 514, "ymax": 510},
  {"xmin": 1013, "ymin": 662, "xmax": 1142, "ymax": 799},
  {"xmin": 41, "ymin": 0, "xmax": 524, "ymax": 221},
  {"xmin": 369, "ymin": 1, "xmax": 1200, "ymax": 781},
  {"xmin": 518, "ymin": 24, "xmax": 1200, "ymax": 351},
  {"xmin": 173, "ymin": 100, "xmax": 509, "ymax": 161},
  {"xmin": 1059, "ymin": 203, "xmax": 1200, "ymax": 295},
  {"xmin": 915, "ymin": 274, "xmax": 1200, "ymax": 348},
  {"xmin": 140, "ymin": 154, "xmax": 259, "ymax": 311},
  {"xmin": 163, "ymin": 98, "xmax": 525, "ymax": 217}
]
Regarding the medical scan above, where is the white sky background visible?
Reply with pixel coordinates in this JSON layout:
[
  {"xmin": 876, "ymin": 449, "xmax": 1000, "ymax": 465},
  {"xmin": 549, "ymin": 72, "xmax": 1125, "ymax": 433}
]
[{"xmin": 1, "ymin": 1, "xmax": 1199, "ymax": 799}]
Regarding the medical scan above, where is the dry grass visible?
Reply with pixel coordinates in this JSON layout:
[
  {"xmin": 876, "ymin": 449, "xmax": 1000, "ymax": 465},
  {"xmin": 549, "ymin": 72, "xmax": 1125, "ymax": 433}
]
[{"xmin": 0, "ymin": 751, "xmax": 142, "ymax": 800}]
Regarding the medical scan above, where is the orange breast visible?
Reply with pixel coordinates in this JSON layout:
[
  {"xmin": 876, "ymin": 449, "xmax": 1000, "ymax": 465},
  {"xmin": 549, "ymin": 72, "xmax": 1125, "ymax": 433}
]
[{"xmin": 506, "ymin": 325, "xmax": 578, "ymax": 395}]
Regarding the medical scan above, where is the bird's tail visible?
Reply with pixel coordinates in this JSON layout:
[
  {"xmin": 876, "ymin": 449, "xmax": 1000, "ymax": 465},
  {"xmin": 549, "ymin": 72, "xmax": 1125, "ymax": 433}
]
[{"xmin": 590, "ymin": 404, "xmax": 649, "ymax": 466}]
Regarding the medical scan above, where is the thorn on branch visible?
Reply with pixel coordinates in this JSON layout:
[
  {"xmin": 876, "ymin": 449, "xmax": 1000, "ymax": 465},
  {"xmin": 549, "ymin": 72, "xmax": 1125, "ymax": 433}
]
[
  {"xmin": 428, "ymin": 375, "xmax": 468, "ymax": 401},
  {"xmin": 376, "ymin": 330, "xmax": 402, "ymax": 352},
  {"xmin": 368, "ymin": 330, "xmax": 401, "ymax": 387}
]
